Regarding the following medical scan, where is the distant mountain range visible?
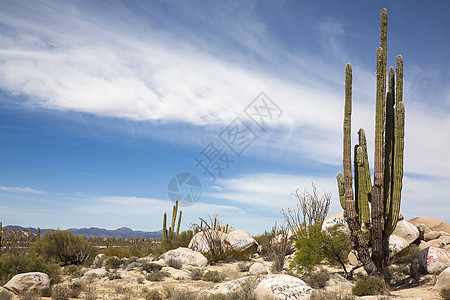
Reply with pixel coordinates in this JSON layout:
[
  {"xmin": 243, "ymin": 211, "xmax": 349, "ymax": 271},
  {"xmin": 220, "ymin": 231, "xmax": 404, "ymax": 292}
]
[{"xmin": 4, "ymin": 225, "xmax": 163, "ymax": 239}]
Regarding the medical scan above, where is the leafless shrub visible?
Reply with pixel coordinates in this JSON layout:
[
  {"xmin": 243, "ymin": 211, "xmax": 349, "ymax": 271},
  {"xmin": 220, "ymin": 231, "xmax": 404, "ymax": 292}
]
[
  {"xmin": 281, "ymin": 183, "xmax": 331, "ymax": 237},
  {"xmin": 265, "ymin": 222, "xmax": 291, "ymax": 273}
]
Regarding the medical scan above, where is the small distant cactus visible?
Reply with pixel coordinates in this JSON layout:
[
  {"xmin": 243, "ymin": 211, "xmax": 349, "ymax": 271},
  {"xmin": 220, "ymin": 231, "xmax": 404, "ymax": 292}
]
[{"xmin": 162, "ymin": 201, "xmax": 182, "ymax": 245}]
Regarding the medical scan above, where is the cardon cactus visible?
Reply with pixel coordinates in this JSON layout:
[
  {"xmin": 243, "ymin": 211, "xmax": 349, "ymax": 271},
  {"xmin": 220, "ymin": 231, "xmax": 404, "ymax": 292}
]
[
  {"xmin": 162, "ymin": 200, "xmax": 182, "ymax": 244},
  {"xmin": 337, "ymin": 8, "xmax": 405, "ymax": 275}
]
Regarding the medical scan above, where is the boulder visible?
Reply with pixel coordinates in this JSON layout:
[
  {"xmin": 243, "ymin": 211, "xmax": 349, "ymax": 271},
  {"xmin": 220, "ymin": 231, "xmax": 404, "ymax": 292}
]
[
  {"xmin": 254, "ymin": 274, "xmax": 314, "ymax": 300},
  {"xmin": 3, "ymin": 272, "xmax": 51, "ymax": 297},
  {"xmin": 409, "ymin": 217, "xmax": 450, "ymax": 235},
  {"xmin": 424, "ymin": 231, "xmax": 441, "ymax": 242},
  {"xmin": 355, "ymin": 297, "xmax": 421, "ymax": 300},
  {"xmin": 92, "ymin": 253, "xmax": 106, "ymax": 268},
  {"xmin": 392, "ymin": 220, "xmax": 420, "ymax": 244},
  {"xmin": 348, "ymin": 250, "xmax": 359, "ymax": 266},
  {"xmin": 439, "ymin": 235, "xmax": 450, "ymax": 245},
  {"xmin": 249, "ymin": 263, "xmax": 268, "ymax": 275},
  {"xmin": 418, "ymin": 247, "xmax": 450, "ymax": 274},
  {"xmin": 324, "ymin": 274, "xmax": 354, "ymax": 295},
  {"xmin": 164, "ymin": 247, "xmax": 207, "ymax": 268},
  {"xmin": 160, "ymin": 266, "xmax": 191, "ymax": 280},
  {"xmin": 189, "ymin": 230, "xmax": 228, "ymax": 253},
  {"xmin": 435, "ymin": 267, "xmax": 450, "ymax": 291},
  {"xmin": 419, "ymin": 239, "xmax": 445, "ymax": 251},
  {"xmin": 0, "ymin": 287, "xmax": 15, "ymax": 298},
  {"xmin": 85, "ymin": 268, "xmax": 108, "ymax": 278},
  {"xmin": 322, "ymin": 211, "xmax": 348, "ymax": 231},
  {"xmin": 225, "ymin": 230, "xmax": 258, "ymax": 252},
  {"xmin": 389, "ymin": 234, "xmax": 409, "ymax": 253}
]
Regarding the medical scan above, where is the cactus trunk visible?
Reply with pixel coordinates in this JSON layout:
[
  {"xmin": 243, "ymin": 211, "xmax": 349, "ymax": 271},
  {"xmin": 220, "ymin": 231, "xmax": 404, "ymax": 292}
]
[
  {"xmin": 176, "ymin": 211, "xmax": 182, "ymax": 237},
  {"xmin": 163, "ymin": 212, "xmax": 167, "ymax": 241}
]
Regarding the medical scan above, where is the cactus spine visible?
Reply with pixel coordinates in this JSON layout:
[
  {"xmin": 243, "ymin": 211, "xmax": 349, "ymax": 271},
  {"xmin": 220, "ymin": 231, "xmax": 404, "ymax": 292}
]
[{"xmin": 337, "ymin": 8, "xmax": 405, "ymax": 276}]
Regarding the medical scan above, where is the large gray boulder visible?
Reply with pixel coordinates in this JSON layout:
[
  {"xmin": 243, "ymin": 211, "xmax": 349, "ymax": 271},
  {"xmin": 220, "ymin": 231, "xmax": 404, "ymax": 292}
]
[
  {"xmin": 164, "ymin": 247, "xmax": 207, "ymax": 268},
  {"xmin": 225, "ymin": 230, "xmax": 258, "ymax": 252},
  {"xmin": 188, "ymin": 230, "xmax": 228, "ymax": 253},
  {"xmin": 249, "ymin": 262, "xmax": 268, "ymax": 275},
  {"xmin": 392, "ymin": 220, "xmax": 420, "ymax": 244},
  {"xmin": 418, "ymin": 246, "xmax": 450, "ymax": 274},
  {"xmin": 389, "ymin": 234, "xmax": 409, "ymax": 254},
  {"xmin": 254, "ymin": 274, "xmax": 314, "ymax": 300},
  {"xmin": 3, "ymin": 272, "xmax": 51, "ymax": 297}
]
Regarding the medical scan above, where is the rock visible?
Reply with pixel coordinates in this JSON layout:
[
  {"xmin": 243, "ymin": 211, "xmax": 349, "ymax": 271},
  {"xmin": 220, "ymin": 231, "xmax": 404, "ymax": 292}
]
[
  {"xmin": 419, "ymin": 239, "xmax": 445, "ymax": 251},
  {"xmin": 160, "ymin": 267, "xmax": 191, "ymax": 280},
  {"xmin": 348, "ymin": 250, "xmax": 359, "ymax": 266},
  {"xmin": 418, "ymin": 247, "xmax": 450, "ymax": 274},
  {"xmin": 0, "ymin": 287, "xmax": 15, "ymax": 298},
  {"xmin": 189, "ymin": 230, "xmax": 228, "ymax": 253},
  {"xmin": 355, "ymin": 297, "xmax": 421, "ymax": 300},
  {"xmin": 206, "ymin": 276, "xmax": 255, "ymax": 295},
  {"xmin": 389, "ymin": 234, "xmax": 409, "ymax": 254},
  {"xmin": 92, "ymin": 253, "xmax": 106, "ymax": 268},
  {"xmin": 435, "ymin": 267, "xmax": 450, "ymax": 291},
  {"xmin": 249, "ymin": 263, "xmax": 268, "ymax": 275},
  {"xmin": 424, "ymin": 231, "xmax": 441, "ymax": 241},
  {"xmin": 439, "ymin": 235, "xmax": 450, "ymax": 245},
  {"xmin": 414, "ymin": 223, "xmax": 431, "ymax": 240},
  {"xmin": 409, "ymin": 217, "xmax": 450, "ymax": 235},
  {"xmin": 324, "ymin": 274, "xmax": 354, "ymax": 295},
  {"xmin": 322, "ymin": 211, "xmax": 348, "ymax": 231},
  {"xmin": 85, "ymin": 268, "xmax": 108, "ymax": 278},
  {"xmin": 164, "ymin": 247, "xmax": 207, "ymax": 268},
  {"xmin": 392, "ymin": 220, "xmax": 420, "ymax": 244},
  {"xmin": 225, "ymin": 230, "xmax": 258, "ymax": 252},
  {"xmin": 398, "ymin": 213, "xmax": 404, "ymax": 221},
  {"xmin": 254, "ymin": 275, "xmax": 313, "ymax": 299},
  {"xmin": 3, "ymin": 272, "xmax": 51, "ymax": 297}
]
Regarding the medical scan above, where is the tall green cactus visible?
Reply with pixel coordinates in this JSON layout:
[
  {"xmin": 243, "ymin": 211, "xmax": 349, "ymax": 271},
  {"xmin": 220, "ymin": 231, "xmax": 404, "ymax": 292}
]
[
  {"xmin": 337, "ymin": 8, "xmax": 405, "ymax": 276},
  {"xmin": 0, "ymin": 222, "xmax": 2, "ymax": 248},
  {"xmin": 162, "ymin": 200, "xmax": 183, "ymax": 245}
]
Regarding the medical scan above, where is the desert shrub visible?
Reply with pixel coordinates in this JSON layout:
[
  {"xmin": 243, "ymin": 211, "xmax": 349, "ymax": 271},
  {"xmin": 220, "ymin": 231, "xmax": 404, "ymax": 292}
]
[
  {"xmin": 108, "ymin": 272, "xmax": 122, "ymax": 280},
  {"xmin": 310, "ymin": 290, "xmax": 355, "ymax": 300},
  {"xmin": 263, "ymin": 223, "xmax": 291, "ymax": 273},
  {"xmin": 29, "ymin": 229, "xmax": 98, "ymax": 266},
  {"xmin": 137, "ymin": 277, "xmax": 145, "ymax": 284},
  {"xmin": 82, "ymin": 282, "xmax": 97, "ymax": 300},
  {"xmin": 52, "ymin": 285, "xmax": 71, "ymax": 300},
  {"xmin": 440, "ymin": 288, "xmax": 450, "ymax": 300},
  {"xmin": 0, "ymin": 290, "xmax": 13, "ymax": 300},
  {"xmin": 202, "ymin": 270, "xmax": 225, "ymax": 283},
  {"xmin": 103, "ymin": 246, "xmax": 134, "ymax": 258},
  {"xmin": 65, "ymin": 264, "xmax": 84, "ymax": 278},
  {"xmin": 167, "ymin": 258, "xmax": 182, "ymax": 269},
  {"xmin": 20, "ymin": 292, "xmax": 40, "ymax": 300},
  {"xmin": 238, "ymin": 263, "xmax": 250, "ymax": 272},
  {"xmin": 146, "ymin": 271, "xmax": 165, "ymax": 282},
  {"xmin": 104, "ymin": 256, "xmax": 122, "ymax": 270},
  {"xmin": 305, "ymin": 269, "xmax": 330, "ymax": 289},
  {"xmin": 391, "ymin": 244, "xmax": 420, "ymax": 282},
  {"xmin": 352, "ymin": 277, "xmax": 388, "ymax": 296},
  {"xmin": 293, "ymin": 225, "xmax": 325, "ymax": 272},
  {"xmin": 144, "ymin": 289, "xmax": 163, "ymax": 300},
  {"xmin": 190, "ymin": 268, "xmax": 203, "ymax": 280},
  {"xmin": 166, "ymin": 288, "xmax": 197, "ymax": 300},
  {"xmin": 201, "ymin": 277, "xmax": 259, "ymax": 300},
  {"xmin": 0, "ymin": 252, "xmax": 61, "ymax": 285}
]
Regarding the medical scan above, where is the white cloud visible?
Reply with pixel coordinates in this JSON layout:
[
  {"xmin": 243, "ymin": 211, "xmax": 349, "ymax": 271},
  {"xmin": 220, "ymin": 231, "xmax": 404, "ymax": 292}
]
[{"xmin": 0, "ymin": 186, "xmax": 46, "ymax": 194}]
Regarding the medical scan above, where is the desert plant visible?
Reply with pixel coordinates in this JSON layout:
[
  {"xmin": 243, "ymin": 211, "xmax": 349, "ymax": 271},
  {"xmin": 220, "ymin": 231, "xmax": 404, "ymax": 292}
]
[
  {"xmin": 263, "ymin": 223, "xmax": 291, "ymax": 273},
  {"xmin": 0, "ymin": 290, "xmax": 13, "ymax": 300},
  {"xmin": 282, "ymin": 183, "xmax": 331, "ymax": 238},
  {"xmin": 137, "ymin": 277, "xmax": 145, "ymax": 284},
  {"xmin": 305, "ymin": 268, "xmax": 330, "ymax": 289},
  {"xmin": 321, "ymin": 225, "xmax": 354, "ymax": 278},
  {"xmin": 162, "ymin": 201, "xmax": 183, "ymax": 247},
  {"xmin": 82, "ymin": 282, "xmax": 97, "ymax": 300},
  {"xmin": 51, "ymin": 285, "xmax": 70, "ymax": 300},
  {"xmin": 65, "ymin": 264, "xmax": 84, "ymax": 278},
  {"xmin": 190, "ymin": 268, "xmax": 203, "ymax": 280},
  {"xmin": 144, "ymin": 289, "xmax": 163, "ymax": 300},
  {"xmin": 352, "ymin": 277, "xmax": 389, "ymax": 296},
  {"xmin": 0, "ymin": 252, "xmax": 61, "ymax": 285},
  {"xmin": 238, "ymin": 263, "xmax": 250, "ymax": 272},
  {"xmin": 104, "ymin": 256, "xmax": 122, "ymax": 270},
  {"xmin": 167, "ymin": 258, "xmax": 182, "ymax": 269},
  {"xmin": 202, "ymin": 270, "xmax": 225, "ymax": 283},
  {"xmin": 146, "ymin": 271, "xmax": 165, "ymax": 282},
  {"xmin": 29, "ymin": 229, "xmax": 98, "ymax": 266},
  {"xmin": 440, "ymin": 288, "xmax": 450, "ymax": 300},
  {"xmin": 293, "ymin": 225, "xmax": 325, "ymax": 273},
  {"xmin": 21, "ymin": 292, "xmax": 40, "ymax": 300},
  {"xmin": 337, "ymin": 8, "xmax": 405, "ymax": 276}
]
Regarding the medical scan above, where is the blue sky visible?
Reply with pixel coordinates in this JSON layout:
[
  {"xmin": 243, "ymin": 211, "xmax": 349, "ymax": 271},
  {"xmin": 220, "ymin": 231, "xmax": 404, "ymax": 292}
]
[{"xmin": 1, "ymin": 1, "xmax": 449, "ymax": 235}]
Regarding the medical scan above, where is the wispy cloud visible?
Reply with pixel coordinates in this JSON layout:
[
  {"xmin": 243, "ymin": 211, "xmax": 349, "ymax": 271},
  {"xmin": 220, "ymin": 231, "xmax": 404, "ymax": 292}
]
[{"xmin": 0, "ymin": 186, "xmax": 46, "ymax": 194}]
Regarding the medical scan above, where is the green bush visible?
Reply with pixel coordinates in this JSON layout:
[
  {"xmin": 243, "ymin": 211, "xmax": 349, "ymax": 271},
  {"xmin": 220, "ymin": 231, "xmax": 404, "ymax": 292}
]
[
  {"xmin": 29, "ymin": 229, "xmax": 98, "ymax": 266},
  {"xmin": 441, "ymin": 288, "xmax": 450, "ymax": 300},
  {"xmin": 65, "ymin": 264, "xmax": 84, "ymax": 278},
  {"xmin": 104, "ymin": 256, "xmax": 122, "ymax": 270},
  {"xmin": 306, "ymin": 269, "xmax": 330, "ymax": 289},
  {"xmin": 103, "ymin": 246, "xmax": 134, "ymax": 258},
  {"xmin": 293, "ymin": 225, "xmax": 324, "ymax": 272},
  {"xmin": 202, "ymin": 270, "xmax": 225, "ymax": 283},
  {"xmin": 0, "ymin": 252, "xmax": 61, "ymax": 285},
  {"xmin": 352, "ymin": 277, "xmax": 388, "ymax": 296}
]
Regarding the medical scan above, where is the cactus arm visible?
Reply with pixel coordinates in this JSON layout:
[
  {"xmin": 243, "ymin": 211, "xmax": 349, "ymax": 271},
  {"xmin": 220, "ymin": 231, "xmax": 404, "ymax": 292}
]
[
  {"xmin": 170, "ymin": 201, "xmax": 178, "ymax": 239},
  {"xmin": 356, "ymin": 146, "xmax": 370, "ymax": 224},
  {"xmin": 163, "ymin": 212, "xmax": 167, "ymax": 241},
  {"xmin": 336, "ymin": 172, "xmax": 346, "ymax": 210},
  {"xmin": 385, "ymin": 56, "xmax": 405, "ymax": 236},
  {"xmin": 358, "ymin": 129, "xmax": 372, "ymax": 200},
  {"xmin": 176, "ymin": 210, "xmax": 182, "ymax": 237},
  {"xmin": 384, "ymin": 66, "xmax": 395, "ymax": 217}
]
